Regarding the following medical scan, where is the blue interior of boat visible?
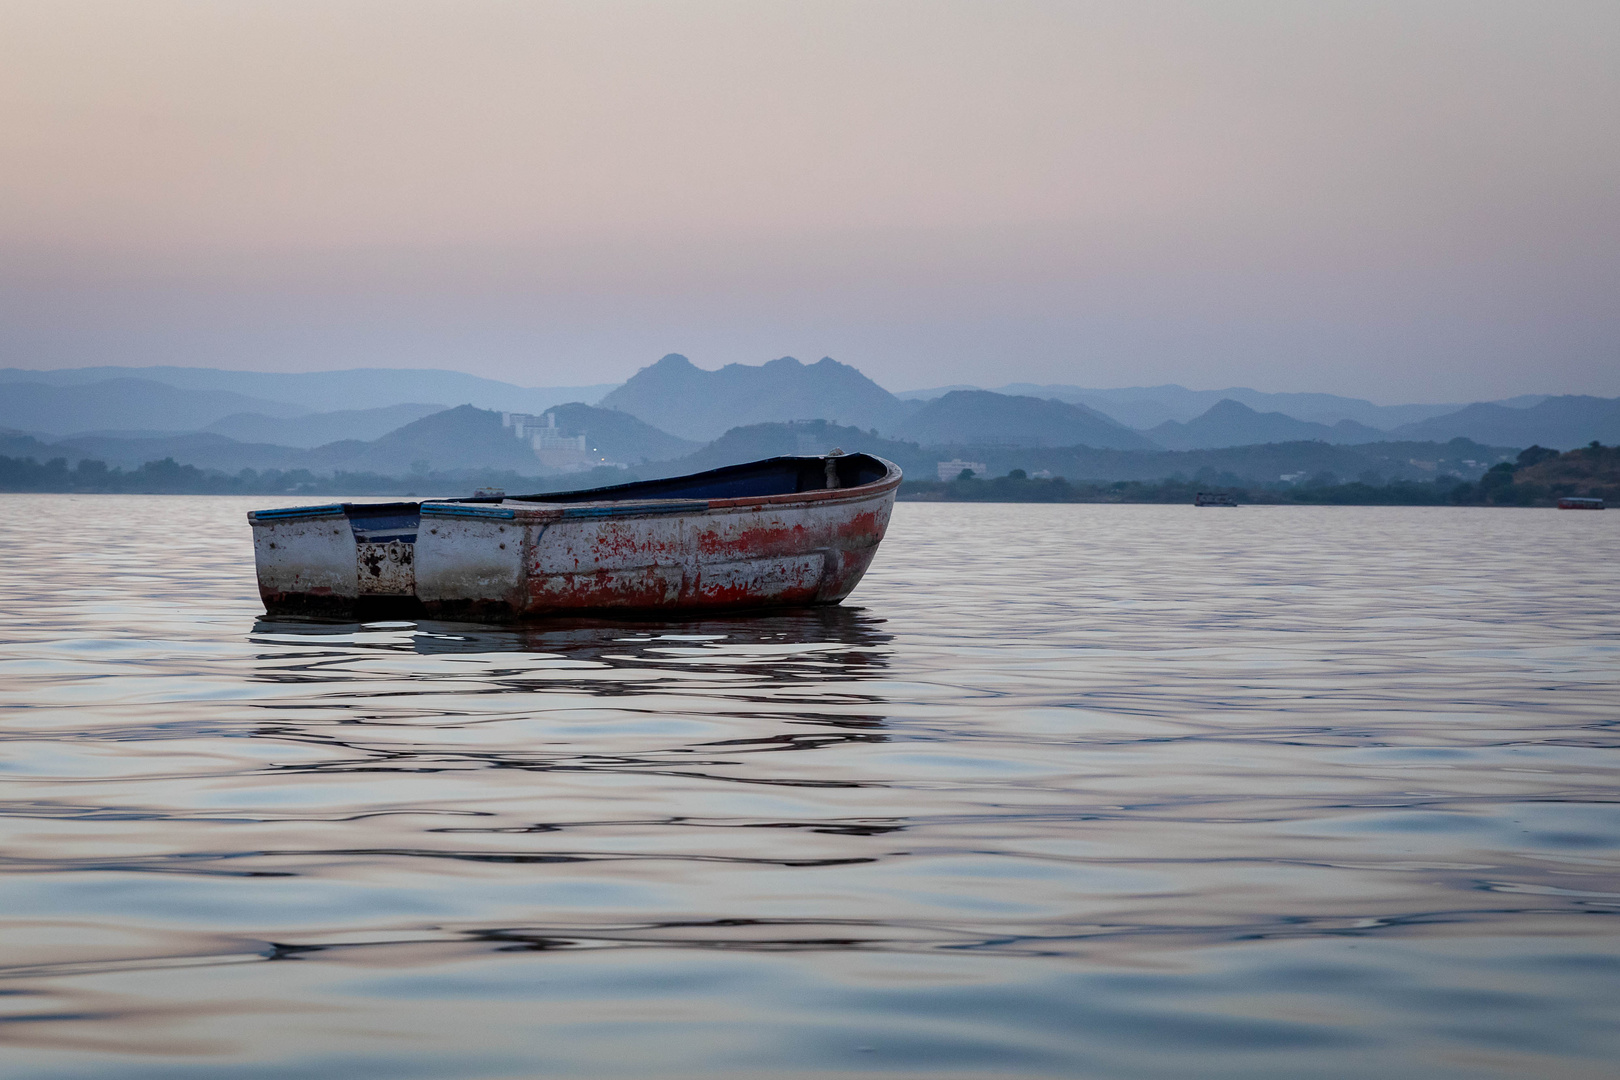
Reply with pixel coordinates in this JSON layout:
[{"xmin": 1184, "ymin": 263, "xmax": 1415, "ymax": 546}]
[{"xmin": 477, "ymin": 453, "xmax": 891, "ymax": 505}]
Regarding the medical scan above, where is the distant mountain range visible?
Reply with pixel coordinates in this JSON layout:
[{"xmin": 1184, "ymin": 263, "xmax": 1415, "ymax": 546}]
[
  {"xmin": 891, "ymin": 390, "xmax": 1155, "ymax": 450},
  {"xmin": 1148, "ymin": 399, "xmax": 1387, "ymax": 450},
  {"xmin": 643, "ymin": 419, "xmax": 908, "ymax": 478},
  {"xmin": 624, "ymin": 422, "xmax": 1512, "ymax": 488},
  {"xmin": 1386, "ymin": 396, "xmax": 1620, "ymax": 449},
  {"xmin": 33, "ymin": 431, "xmax": 312, "ymax": 474},
  {"xmin": 543, "ymin": 403, "xmax": 700, "ymax": 464},
  {"xmin": 0, "ymin": 377, "xmax": 309, "ymax": 436},
  {"xmin": 1028, "ymin": 384, "xmax": 1489, "ymax": 429},
  {"xmin": 893, "ymin": 382, "xmax": 1614, "ymax": 450},
  {"xmin": 7, "ymin": 401, "xmax": 697, "ymax": 477},
  {"xmin": 897, "ymin": 382, "xmax": 1524, "ymax": 429},
  {"xmin": 599, "ymin": 354, "xmax": 910, "ymax": 440},
  {"xmin": 304, "ymin": 406, "xmax": 548, "ymax": 475},
  {"xmin": 204, "ymin": 403, "xmax": 448, "ymax": 447},
  {"xmin": 0, "ymin": 365, "xmax": 614, "ymax": 414},
  {"xmin": 3, "ymin": 357, "xmax": 1617, "ymax": 482}
]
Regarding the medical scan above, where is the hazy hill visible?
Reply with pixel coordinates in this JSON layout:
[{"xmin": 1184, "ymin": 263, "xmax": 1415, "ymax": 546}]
[
  {"xmin": 0, "ymin": 430, "xmax": 62, "ymax": 460},
  {"xmin": 892, "ymin": 384, "xmax": 978, "ymax": 401},
  {"xmin": 52, "ymin": 432, "xmax": 313, "ymax": 473},
  {"xmin": 1389, "ymin": 395, "xmax": 1620, "ymax": 449},
  {"xmin": 893, "ymin": 390, "xmax": 1158, "ymax": 450},
  {"xmin": 896, "ymin": 383, "xmax": 1469, "ymax": 429},
  {"xmin": 643, "ymin": 419, "xmax": 928, "ymax": 479},
  {"xmin": 203, "ymin": 403, "xmax": 448, "ymax": 448},
  {"xmin": 303, "ymin": 404, "xmax": 692, "ymax": 475},
  {"xmin": 643, "ymin": 422, "xmax": 1509, "ymax": 488},
  {"xmin": 3, "ymin": 404, "xmax": 694, "ymax": 478},
  {"xmin": 1053, "ymin": 386, "xmax": 1467, "ymax": 429},
  {"xmin": 0, "ymin": 366, "xmax": 616, "ymax": 415},
  {"xmin": 305, "ymin": 405, "xmax": 547, "ymax": 475},
  {"xmin": 0, "ymin": 378, "xmax": 309, "ymax": 436},
  {"xmin": 1512, "ymin": 443, "xmax": 1620, "ymax": 499},
  {"xmin": 544, "ymin": 403, "xmax": 698, "ymax": 464},
  {"xmin": 1148, "ymin": 399, "xmax": 1386, "ymax": 450},
  {"xmin": 599, "ymin": 354, "xmax": 910, "ymax": 441}
]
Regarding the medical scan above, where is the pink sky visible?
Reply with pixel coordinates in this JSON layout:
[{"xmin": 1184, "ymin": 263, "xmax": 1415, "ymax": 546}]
[{"xmin": 1, "ymin": 1, "xmax": 1616, "ymax": 400}]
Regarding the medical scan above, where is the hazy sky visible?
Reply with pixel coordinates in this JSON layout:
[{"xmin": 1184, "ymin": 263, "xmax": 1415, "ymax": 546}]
[{"xmin": 2, "ymin": 1, "xmax": 1616, "ymax": 401}]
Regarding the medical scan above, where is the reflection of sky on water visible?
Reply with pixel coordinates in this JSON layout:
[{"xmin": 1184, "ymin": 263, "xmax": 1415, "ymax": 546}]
[{"xmin": 0, "ymin": 496, "xmax": 1617, "ymax": 1077}]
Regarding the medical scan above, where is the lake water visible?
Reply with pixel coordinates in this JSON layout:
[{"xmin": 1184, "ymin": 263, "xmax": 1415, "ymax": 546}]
[{"xmin": 1, "ymin": 495, "xmax": 1617, "ymax": 1079}]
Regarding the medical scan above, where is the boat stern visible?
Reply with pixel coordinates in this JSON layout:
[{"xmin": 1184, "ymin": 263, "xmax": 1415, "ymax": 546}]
[
  {"xmin": 248, "ymin": 502, "xmax": 425, "ymax": 619},
  {"xmin": 247, "ymin": 504, "xmax": 355, "ymax": 617}
]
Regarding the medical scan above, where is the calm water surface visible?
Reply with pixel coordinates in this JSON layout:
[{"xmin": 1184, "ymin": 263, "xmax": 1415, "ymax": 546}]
[{"xmin": 1, "ymin": 495, "xmax": 1617, "ymax": 1079}]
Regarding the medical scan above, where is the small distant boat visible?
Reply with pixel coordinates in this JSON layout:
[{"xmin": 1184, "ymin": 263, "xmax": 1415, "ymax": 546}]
[
  {"xmin": 1557, "ymin": 496, "xmax": 1605, "ymax": 510},
  {"xmin": 248, "ymin": 453, "xmax": 901, "ymax": 621},
  {"xmin": 1194, "ymin": 492, "xmax": 1238, "ymax": 507}
]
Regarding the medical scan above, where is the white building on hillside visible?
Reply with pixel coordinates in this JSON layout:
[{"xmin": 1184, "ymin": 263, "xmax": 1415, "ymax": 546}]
[{"xmin": 502, "ymin": 411, "xmax": 596, "ymax": 472}]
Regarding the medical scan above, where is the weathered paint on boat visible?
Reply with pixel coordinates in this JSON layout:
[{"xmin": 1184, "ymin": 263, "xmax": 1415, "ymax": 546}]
[{"xmin": 248, "ymin": 454, "xmax": 900, "ymax": 621}]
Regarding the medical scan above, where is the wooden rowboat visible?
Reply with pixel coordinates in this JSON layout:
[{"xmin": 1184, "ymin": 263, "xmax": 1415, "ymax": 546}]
[{"xmin": 248, "ymin": 453, "xmax": 901, "ymax": 621}]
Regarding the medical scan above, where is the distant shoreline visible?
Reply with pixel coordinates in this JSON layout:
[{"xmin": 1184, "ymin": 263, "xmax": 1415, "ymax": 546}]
[
  {"xmin": 898, "ymin": 446, "xmax": 1615, "ymax": 507},
  {"xmin": 3, "ymin": 442, "xmax": 1613, "ymax": 508}
]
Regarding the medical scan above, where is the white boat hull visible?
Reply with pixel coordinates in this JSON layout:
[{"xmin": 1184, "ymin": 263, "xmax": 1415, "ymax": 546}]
[{"xmin": 249, "ymin": 455, "xmax": 900, "ymax": 622}]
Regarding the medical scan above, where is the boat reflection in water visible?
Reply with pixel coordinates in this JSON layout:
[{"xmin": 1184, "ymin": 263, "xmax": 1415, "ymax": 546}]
[
  {"xmin": 236, "ymin": 606, "xmax": 914, "ymax": 958},
  {"xmin": 245, "ymin": 605, "xmax": 898, "ymax": 827}
]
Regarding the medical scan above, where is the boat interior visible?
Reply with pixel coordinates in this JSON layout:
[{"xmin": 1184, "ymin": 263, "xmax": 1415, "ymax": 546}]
[
  {"xmin": 258, "ymin": 455, "xmax": 895, "ymax": 526},
  {"xmin": 464, "ymin": 453, "xmax": 894, "ymax": 505}
]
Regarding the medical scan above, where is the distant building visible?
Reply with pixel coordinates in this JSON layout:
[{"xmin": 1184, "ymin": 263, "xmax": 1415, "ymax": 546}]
[
  {"xmin": 503, "ymin": 411, "xmax": 596, "ymax": 471},
  {"xmin": 938, "ymin": 459, "xmax": 988, "ymax": 481}
]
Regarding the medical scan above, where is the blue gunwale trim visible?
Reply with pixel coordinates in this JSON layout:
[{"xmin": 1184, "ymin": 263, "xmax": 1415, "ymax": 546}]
[
  {"xmin": 559, "ymin": 500, "xmax": 711, "ymax": 519},
  {"xmin": 420, "ymin": 503, "xmax": 517, "ymax": 519},
  {"xmin": 251, "ymin": 504, "xmax": 344, "ymax": 521}
]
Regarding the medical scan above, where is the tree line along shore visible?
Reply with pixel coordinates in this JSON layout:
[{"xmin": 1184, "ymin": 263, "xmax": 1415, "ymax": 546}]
[{"xmin": 902, "ymin": 443, "xmax": 1616, "ymax": 505}]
